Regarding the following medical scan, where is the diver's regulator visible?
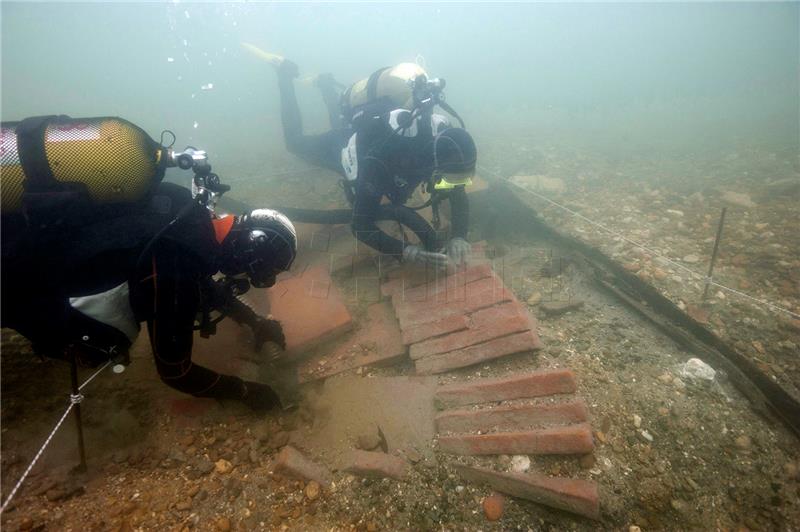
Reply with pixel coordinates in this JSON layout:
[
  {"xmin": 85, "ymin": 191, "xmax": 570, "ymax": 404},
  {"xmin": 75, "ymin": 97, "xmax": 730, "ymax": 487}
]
[{"xmin": 166, "ymin": 146, "xmax": 230, "ymax": 209}]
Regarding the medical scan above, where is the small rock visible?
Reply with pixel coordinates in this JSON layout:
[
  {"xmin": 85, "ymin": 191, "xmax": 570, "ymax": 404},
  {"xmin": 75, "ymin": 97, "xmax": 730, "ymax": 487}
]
[
  {"xmin": 680, "ymin": 358, "xmax": 716, "ymax": 381},
  {"xmin": 482, "ymin": 493, "xmax": 504, "ymax": 521},
  {"xmin": 734, "ymin": 435, "xmax": 752, "ymax": 450},
  {"xmin": 176, "ymin": 498, "xmax": 193, "ymax": 511},
  {"xmin": 623, "ymin": 262, "xmax": 641, "ymax": 273},
  {"xmin": 672, "ymin": 377, "xmax": 685, "ymax": 389},
  {"xmin": 215, "ymin": 517, "xmax": 231, "ymax": 531},
  {"xmin": 640, "ymin": 430, "xmax": 653, "ymax": 442},
  {"xmin": 526, "ymin": 292, "xmax": 542, "ymax": 306},
  {"xmin": 632, "ymin": 414, "xmax": 642, "ymax": 428},
  {"xmin": 783, "ymin": 461, "xmax": 798, "ymax": 480},
  {"xmin": 356, "ymin": 432, "xmax": 381, "ymax": 451},
  {"xmin": 267, "ymin": 431, "xmax": 290, "ymax": 450},
  {"xmin": 196, "ymin": 459, "xmax": 214, "ymax": 475},
  {"xmin": 657, "ymin": 373, "xmax": 673, "ymax": 384},
  {"xmin": 402, "ymin": 447, "xmax": 422, "ymax": 464},
  {"xmin": 510, "ymin": 455, "xmax": 530, "ymax": 473},
  {"xmin": 455, "ymin": 485, "xmax": 465, "ymax": 494},
  {"xmin": 682, "ymin": 254, "xmax": 700, "ymax": 264},
  {"xmin": 670, "ymin": 498, "xmax": 689, "ymax": 513},
  {"xmin": 305, "ymin": 480, "xmax": 320, "ymax": 501},
  {"xmin": 657, "ymin": 407, "xmax": 670, "ymax": 416},
  {"xmin": 540, "ymin": 300, "xmax": 584, "ymax": 317},
  {"xmin": 652, "ymin": 268, "xmax": 668, "ymax": 281},
  {"xmin": 366, "ymin": 521, "xmax": 379, "ymax": 532},
  {"xmin": 666, "ymin": 209, "xmax": 684, "ymax": 217},
  {"xmin": 215, "ymin": 459, "xmax": 233, "ymax": 474},
  {"xmin": 629, "ymin": 526, "xmax": 642, "ymax": 532},
  {"xmin": 187, "ymin": 484, "xmax": 201, "ymax": 498}
]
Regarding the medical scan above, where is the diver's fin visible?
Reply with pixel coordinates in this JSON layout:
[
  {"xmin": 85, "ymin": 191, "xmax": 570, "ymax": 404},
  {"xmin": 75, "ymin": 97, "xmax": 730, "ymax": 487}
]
[{"xmin": 240, "ymin": 42, "xmax": 285, "ymax": 66}]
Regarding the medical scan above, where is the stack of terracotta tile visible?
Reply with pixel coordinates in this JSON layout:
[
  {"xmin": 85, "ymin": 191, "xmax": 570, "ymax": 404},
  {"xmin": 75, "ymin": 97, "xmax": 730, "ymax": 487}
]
[{"xmin": 383, "ymin": 263, "xmax": 543, "ymax": 375}]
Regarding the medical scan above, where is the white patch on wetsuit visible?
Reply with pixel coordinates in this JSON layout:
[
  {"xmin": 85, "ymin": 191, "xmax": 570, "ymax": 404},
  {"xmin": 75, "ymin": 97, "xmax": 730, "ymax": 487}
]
[
  {"xmin": 69, "ymin": 282, "xmax": 140, "ymax": 342},
  {"xmin": 341, "ymin": 112, "xmax": 451, "ymax": 181},
  {"xmin": 341, "ymin": 132, "xmax": 358, "ymax": 181}
]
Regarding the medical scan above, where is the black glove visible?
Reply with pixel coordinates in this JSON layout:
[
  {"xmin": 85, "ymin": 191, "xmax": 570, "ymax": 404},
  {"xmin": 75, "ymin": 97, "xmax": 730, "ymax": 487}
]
[
  {"xmin": 254, "ymin": 318, "xmax": 286, "ymax": 351},
  {"xmin": 240, "ymin": 380, "xmax": 281, "ymax": 411}
]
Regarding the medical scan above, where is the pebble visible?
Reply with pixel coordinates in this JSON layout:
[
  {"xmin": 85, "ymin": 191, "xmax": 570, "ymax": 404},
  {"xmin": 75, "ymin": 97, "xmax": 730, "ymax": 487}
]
[
  {"xmin": 783, "ymin": 461, "xmax": 798, "ymax": 480},
  {"xmin": 672, "ymin": 377, "xmax": 685, "ymax": 389},
  {"xmin": 670, "ymin": 498, "xmax": 689, "ymax": 514},
  {"xmin": 455, "ymin": 485, "xmax": 465, "ymax": 494},
  {"xmin": 176, "ymin": 498, "xmax": 193, "ymax": 511},
  {"xmin": 356, "ymin": 432, "xmax": 381, "ymax": 451},
  {"xmin": 734, "ymin": 435, "xmax": 752, "ymax": 450},
  {"xmin": 526, "ymin": 291, "xmax": 542, "ymax": 306},
  {"xmin": 652, "ymin": 268, "xmax": 668, "ymax": 281},
  {"xmin": 305, "ymin": 480, "xmax": 321, "ymax": 501},
  {"xmin": 640, "ymin": 430, "xmax": 654, "ymax": 442},
  {"xmin": 629, "ymin": 526, "xmax": 642, "ymax": 532},
  {"xmin": 215, "ymin": 517, "xmax": 231, "ymax": 531},
  {"xmin": 657, "ymin": 373, "xmax": 673, "ymax": 384},
  {"xmin": 510, "ymin": 455, "xmax": 531, "ymax": 473},
  {"xmin": 482, "ymin": 493, "xmax": 504, "ymax": 521},
  {"xmin": 187, "ymin": 484, "xmax": 200, "ymax": 498},
  {"xmin": 215, "ymin": 459, "xmax": 233, "ymax": 474},
  {"xmin": 633, "ymin": 414, "xmax": 642, "ymax": 428},
  {"xmin": 682, "ymin": 254, "xmax": 700, "ymax": 264}
]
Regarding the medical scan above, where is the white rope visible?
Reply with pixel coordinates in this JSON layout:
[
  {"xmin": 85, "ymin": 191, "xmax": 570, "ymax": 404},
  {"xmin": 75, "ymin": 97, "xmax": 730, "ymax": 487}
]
[
  {"xmin": 479, "ymin": 165, "xmax": 800, "ymax": 320},
  {"xmin": 0, "ymin": 362, "xmax": 113, "ymax": 513},
  {"xmin": 0, "ymin": 403, "xmax": 74, "ymax": 513},
  {"xmin": 78, "ymin": 360, "xmax": 112, "ymax": 391}
]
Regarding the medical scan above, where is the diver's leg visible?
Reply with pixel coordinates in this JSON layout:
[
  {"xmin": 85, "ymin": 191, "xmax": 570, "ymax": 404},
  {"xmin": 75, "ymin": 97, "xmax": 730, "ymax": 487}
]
[
  {"xmin": 276, "ymin": 62, "xmax": 348, "ymax": 174},
  {"xmin": 314, "ymin": 73, "xmax": 344, "ymax": 130}
]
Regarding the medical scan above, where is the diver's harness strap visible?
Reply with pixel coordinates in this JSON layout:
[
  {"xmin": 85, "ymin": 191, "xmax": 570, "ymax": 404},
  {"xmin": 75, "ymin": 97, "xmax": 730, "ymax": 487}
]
[{"xmin": 16, "ymin": 115, "xmax": 93, "ymax": 227}]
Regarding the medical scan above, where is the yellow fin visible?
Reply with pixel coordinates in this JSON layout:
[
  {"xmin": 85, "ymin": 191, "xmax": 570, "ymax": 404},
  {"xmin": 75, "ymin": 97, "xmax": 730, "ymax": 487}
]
[{"xmin": 240, "ymin": 42, "xmax": 284, "ymax": 66}]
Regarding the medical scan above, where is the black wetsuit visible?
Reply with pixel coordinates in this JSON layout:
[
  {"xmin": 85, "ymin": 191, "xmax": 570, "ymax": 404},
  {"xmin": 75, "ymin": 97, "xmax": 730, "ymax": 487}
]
[
  {"xmin": 1, "ymin": 183, "xmax": 278, "ymax": 408},
  {"xmin": 276, "ymin": 72, "xmax": 469, "ymax": 257}
]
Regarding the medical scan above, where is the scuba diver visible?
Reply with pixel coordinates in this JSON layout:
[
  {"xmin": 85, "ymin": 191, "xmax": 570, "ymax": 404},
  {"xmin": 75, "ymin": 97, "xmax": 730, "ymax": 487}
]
[
  {"xmin": 1, "ymin": 116, "xmax": 297, "ymax": 410},
  {"xmin": 247, "ymin": 45, "xmax": 478, "ymax": 269}
]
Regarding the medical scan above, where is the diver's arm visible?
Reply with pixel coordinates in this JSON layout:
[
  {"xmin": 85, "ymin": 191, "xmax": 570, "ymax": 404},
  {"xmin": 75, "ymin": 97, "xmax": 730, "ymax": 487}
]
[
  {"xmin": 448, "ymin": 185, "xmax": 469, "ymax": 240},
  {"xmin": 144, "ymin": 246, "xmax": 278, "ymax": 409}
]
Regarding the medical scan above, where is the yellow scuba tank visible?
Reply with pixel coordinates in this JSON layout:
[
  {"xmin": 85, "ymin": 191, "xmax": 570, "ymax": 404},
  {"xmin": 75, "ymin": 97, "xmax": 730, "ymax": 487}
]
[
  {"xmin": 341, "ymin": 63, "xmax": 428, "ymax": 122},
  {"xmin": 1, "ymin": 116, "xmax": 165, "ymax": 214}
]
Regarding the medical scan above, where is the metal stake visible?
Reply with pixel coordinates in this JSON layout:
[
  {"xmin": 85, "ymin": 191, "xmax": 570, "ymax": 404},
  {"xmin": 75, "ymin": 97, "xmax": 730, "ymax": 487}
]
[
  {"xmin": 70, "ymin": 352, "xmax": 88, "ymax": 473},
  {"xmin": 703, "ymin": 206, "xmax": 727, "ymax": 301}
]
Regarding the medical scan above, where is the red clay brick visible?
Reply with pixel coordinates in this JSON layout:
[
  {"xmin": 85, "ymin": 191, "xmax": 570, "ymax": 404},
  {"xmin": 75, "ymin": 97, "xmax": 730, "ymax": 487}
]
[
  {"xmin": 435, "ymin": 369, "xmax": 578, "ymax": 409},
  {"xmin": 401, "ymin": 313, "xmax": 468, "ymax": 346},
  {"xmin": 399, "ymin": 282, "xmax": 514, "ymax": 330},
  {"xmin": 415, "ymin": 330, "xmax": 541, "ymax": 375},
  {"xmin": 298, "ymin": 302, "xmax": 407, "ymax": 383},
  {"xmin": 397, "ymin": 274, "xmax": 504, "ymax": 321},
  {"xmin": 437, "ymin": 424, "xmax": 594, "ymax": 455},
  {"xmin": 268, "ymin": 266, "xmax": 352, "ymax": 358},
  {"xmin": 392, "ymin": 263, "xmax": 493, "ymax": 307},
  {"xmin": 343, "ymin": 450, "xmax": 408, "ymax": 480},
  {"xmin": 454, "ymin": 464, "xmax": 600, "ymax": 520},
  {"xmin": 273, "ymin": 446, "xmax": 332, "ymax": 487},
  {"xmin": 410, "ymin": 307, "xmax": 531, "ymax": 360},
  {"xmin": 435, "ymin": 400, "xmax": 589, "ymax": 433}
]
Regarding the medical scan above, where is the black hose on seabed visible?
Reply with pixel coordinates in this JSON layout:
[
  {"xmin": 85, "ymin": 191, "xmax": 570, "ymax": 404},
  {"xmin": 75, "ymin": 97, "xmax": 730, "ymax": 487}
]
[{"xmin": 219, "ymin": 196, "xmax": 440, "ymax": 251}]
